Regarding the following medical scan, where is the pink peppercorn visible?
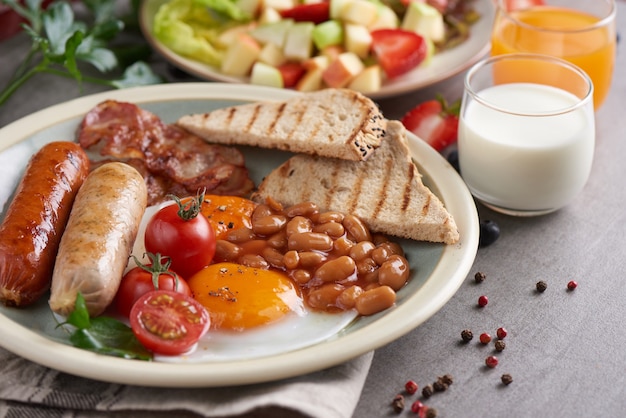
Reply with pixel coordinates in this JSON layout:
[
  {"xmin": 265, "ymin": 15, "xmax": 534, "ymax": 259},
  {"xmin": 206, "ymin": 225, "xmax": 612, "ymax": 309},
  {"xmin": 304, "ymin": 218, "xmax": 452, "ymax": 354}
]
[
  {"xmin": 479, "ymin": 333, "xmax": 492, "ymax": 344},
  {"xmin": 405, "ymin": 380, "xmax": 418, "ymax": 395},
  {"xmin": 478, "ymin": 295, "xmax": 488, "ymax": 307},
  {"xmin": 411, "ymin": 400, "xmax": 424, "ymax": 414},
  {"xmin": 485, "ymin": 355, "xmax": 499, "ymax": 368},
  {"xmin": 496, "ymin": 327, "xmax": 507, "ymax": 339},
  {"xmin": 567, "ymin": 280, "xmax": 578, "ymax": 291}
]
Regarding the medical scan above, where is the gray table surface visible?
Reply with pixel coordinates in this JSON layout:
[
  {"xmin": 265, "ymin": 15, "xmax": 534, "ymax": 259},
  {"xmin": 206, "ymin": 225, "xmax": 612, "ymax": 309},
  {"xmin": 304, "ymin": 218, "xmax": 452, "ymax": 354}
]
[{"xmin": 1, "ymin": 2, "xmax": 625, "ymax": 417}]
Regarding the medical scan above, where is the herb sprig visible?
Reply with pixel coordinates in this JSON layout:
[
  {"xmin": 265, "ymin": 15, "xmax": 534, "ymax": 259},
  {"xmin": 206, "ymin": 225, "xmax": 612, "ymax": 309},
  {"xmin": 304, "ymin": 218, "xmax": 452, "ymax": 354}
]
[
  {"xmin": 0, "ymin": 0, "xmax": 162, "ymax": 106},
  {"xmin": 58, "ymin": 293, "xmax": 152, "ymax": 360}
]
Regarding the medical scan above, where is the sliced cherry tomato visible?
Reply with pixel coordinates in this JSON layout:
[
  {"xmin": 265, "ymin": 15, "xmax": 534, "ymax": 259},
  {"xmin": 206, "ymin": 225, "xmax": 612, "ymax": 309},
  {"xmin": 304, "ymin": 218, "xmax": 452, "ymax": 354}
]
[
  {"xmin": 279, "ymin": 2, "xmax": 330, "ymax": 24},
  {"xmin": 277, "ymin": 62, "xmax": 307, "ymax": 88},
  {"xmin": 129, "ymin": 290, "xmax": 210, "ymax": 356},
  {"xmin": 401, "ymin": 94, "xmax": 460, "ymax": 152},
  {"xmin": 145, "ymin": 193, "xmax": 216, "ymax": 278},
  {"xmin": 199, "ymin": 195, "xmax": 257, "ymax": 240},
  {"xmin": 370, "ymin": 29, "xmax": 427, "ymax": 78},
  {"xmin": 115, "ymin": 253, "xmax": 191, "ymax": 317}
]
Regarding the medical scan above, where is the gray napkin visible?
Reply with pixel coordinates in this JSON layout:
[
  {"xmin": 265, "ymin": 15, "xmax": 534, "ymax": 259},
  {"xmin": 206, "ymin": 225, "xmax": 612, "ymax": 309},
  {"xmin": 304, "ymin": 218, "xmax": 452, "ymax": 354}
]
[{"xmin": 0, "ymin": 347, "xmax": 372, "ymax": 418}]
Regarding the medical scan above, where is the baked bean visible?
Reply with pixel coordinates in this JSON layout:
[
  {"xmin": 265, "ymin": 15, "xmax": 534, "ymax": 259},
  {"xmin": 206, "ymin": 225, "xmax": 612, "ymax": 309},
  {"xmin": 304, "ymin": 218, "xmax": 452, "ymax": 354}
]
[
  {"xmin": 286, "ymin": 216, "xmax": 312, "ymax": 237},
  {"xmin": 285, "ymin": 201, "xmax": 319, "ymax": 218},
  {"xmin": 307, "ymin": 283, "xmax": 344, "ymax": 310},
  {"xmin": 337, "ymin": 285, "xmax": 363, "ymax": 309},
  {"xmin": 349, "ymin": 241, "xmax": 376, "ymax": 262},
  {"xmin": 343, "ymin": 214, "xmax": 371, "ymax": 242},
  {"xmin": 356, "ymin": 257, "xmax": 377, "ymax": 275},
  {"xmin": 215, "ymin": 240, "xmax": 242, "ymax": 262},
  {"xmin": 313, "ymin": 256, "xmax": 356, "ymax": 283},
  {"xmin": 226, "ymin": 227, "xmax": 256, "ymax": 244},
  {"xmin": 362, "ymin": 270, "xmax": 379, "ymax": 284},
  {"xmin": 267, "ymin": 229, "xmax": 287, "ymax": 249},
  {"xmin": 240, "ymin": 239, "xmax": 268, "ymax": 255},
  {"xmin": 299, "ymin": 251, "xmax": 327, "ymax": 268},
  {"xmin": 317, "ymin": 211, "xmax": 345, "ymax": 224},
  {"xmin": 355, "ymin": 285, "xmax": 396, "ymax": 316},
  {"xmin": 372, "ymin": 242, "xmax": 404, "ymax": 265},
  {"xmin": 239, "ymin": 254, "xmax": 269, "ymax": 270},
  {"xmin": 291, "ymin": 269, "xmax": 312, "ymax": 285},
  {"xmin": 380, "ymin": 241, "xmax": 405, "ymax": 257},
  {"xmin": 251, "ymin": 204, "xmax": 273, "ymax": 222},
  {"xmin": 371, "ymin": 234, "xmax": 389, "ymax": 246},
  {"xmin": 313, "ymin": 221, "xmax": 345, "ymax": 238},
  {"xmin": 288, "ymin": 232, "xmax": 333, "ymax": 252},
  {"xmin": 265, "ymin": 196, "xmax": 284, "ymax": 212},
  {"xmin": 251, "ymin": 214, "xmax": 287, "ymax": 236},
  {"xmin": 283, "ymin": 250, "xmax": 300, "ymax": 270},
  {"xmin": 333, "ymin": 236, "xmax": 354, "ymax": 256},
  {"xmin": 262, "ymin": 247, "xmax": 285, "ymax": 268},
  {"xmin": 378, "ymin": 255, "xmax": 410, "ymax": 290}
]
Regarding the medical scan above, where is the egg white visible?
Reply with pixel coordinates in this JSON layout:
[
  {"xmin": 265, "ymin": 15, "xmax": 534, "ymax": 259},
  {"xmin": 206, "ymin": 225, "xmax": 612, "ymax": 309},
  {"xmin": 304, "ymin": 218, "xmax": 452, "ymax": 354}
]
[{"xmin": 132, "ymin": 205, "xmax": 359, "ymax": 363}]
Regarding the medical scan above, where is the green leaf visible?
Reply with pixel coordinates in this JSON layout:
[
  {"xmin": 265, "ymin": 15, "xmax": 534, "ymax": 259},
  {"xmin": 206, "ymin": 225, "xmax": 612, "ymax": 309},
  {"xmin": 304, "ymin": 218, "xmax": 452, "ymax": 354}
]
[
  {"xmin": 70, "ymin": 317, "xmax": 152, "ymax": 360},
  {"xmin": 62, "ymin": 30, "xmax": 85, "ymax": 81},
  {"xmin": 43, "ymin": 2, "xmax": 77, "ymax": 56},
  {"xmin": 110, "ymin": 62, "xmax": 163, "ymax": 88},
  {"xmin": 65, "ymin": 293, "xmax": 91, "ymax": 330}
]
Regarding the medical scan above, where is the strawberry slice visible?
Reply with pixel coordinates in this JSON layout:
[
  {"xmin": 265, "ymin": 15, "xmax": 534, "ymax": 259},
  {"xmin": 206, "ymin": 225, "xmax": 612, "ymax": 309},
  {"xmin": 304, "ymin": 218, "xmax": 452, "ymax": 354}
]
[
  {"xmin": 279, "ymin": 2, "xmax": 330, "ymax": 24},
  {"xmin": 400, "ymin": 95, "xmax": 461, "ymax": 152},
  {"xmin": 370, "ymin": 29, "xmax": 427, "ymax": 79}
]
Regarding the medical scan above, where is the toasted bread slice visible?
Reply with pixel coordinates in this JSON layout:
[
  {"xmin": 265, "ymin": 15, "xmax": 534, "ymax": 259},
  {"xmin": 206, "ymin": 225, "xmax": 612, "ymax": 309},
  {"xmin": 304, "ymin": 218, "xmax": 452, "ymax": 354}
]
[
  {"xmin": 176, "ymin": 88, "xmax": 386, "ymax": 162},
  {"xmin": 251, "ymin": 120, "xmax": 460, "ymax": 244}
]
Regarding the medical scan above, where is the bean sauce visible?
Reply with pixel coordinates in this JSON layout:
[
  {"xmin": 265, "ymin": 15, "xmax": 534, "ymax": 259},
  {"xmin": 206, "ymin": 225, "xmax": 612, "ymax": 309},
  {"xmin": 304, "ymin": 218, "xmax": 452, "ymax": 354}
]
[{"xmin": 214, "ymin": 198, "xmax": 410, "ymax": 316}]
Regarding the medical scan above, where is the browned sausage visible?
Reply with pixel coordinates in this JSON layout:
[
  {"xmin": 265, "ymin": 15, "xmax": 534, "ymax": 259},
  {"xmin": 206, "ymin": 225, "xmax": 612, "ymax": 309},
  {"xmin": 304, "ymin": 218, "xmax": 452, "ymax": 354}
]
[
  {"xmin": 0, "ymin": 141, "xmax": 90, "ymax": 307},
  {"xmin": 49, "ymin": 162, "xmax": 147, "ymax": 317}
]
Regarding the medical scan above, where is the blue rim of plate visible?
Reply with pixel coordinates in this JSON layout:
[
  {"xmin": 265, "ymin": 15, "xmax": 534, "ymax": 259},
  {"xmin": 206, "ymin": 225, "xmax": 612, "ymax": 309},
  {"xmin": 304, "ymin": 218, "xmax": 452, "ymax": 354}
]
[{"xmin": 0, "ymin": 83, "xmax": 479, "ymax": 387}]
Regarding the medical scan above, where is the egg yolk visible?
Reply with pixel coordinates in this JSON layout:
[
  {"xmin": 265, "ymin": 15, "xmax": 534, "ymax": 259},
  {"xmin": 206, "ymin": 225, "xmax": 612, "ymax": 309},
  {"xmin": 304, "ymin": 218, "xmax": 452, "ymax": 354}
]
[
  {"xmin": 200, "ymin": 195, "xmax": 257, "ymax": 240},
  {"xmin": 187, "ymin": 262, "xmax": 305, "ymax": 331}
]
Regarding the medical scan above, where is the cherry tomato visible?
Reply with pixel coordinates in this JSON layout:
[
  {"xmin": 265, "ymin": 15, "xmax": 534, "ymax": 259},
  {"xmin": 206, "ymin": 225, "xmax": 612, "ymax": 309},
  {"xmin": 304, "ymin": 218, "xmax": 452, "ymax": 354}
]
[
  {"xmin": 129, "ymin": 290, "xmax": 210, "ymax": 356},
  {"xmin": 199, "ymin": 195, "xmax": 257, "ymax": 240},
  {"xmin": 115, "ymin": 253, "xmax": 191, "ymax": 317},
  {"xmin": 145, "ymin": 193, "xmax": 216, "ymax": 278}
]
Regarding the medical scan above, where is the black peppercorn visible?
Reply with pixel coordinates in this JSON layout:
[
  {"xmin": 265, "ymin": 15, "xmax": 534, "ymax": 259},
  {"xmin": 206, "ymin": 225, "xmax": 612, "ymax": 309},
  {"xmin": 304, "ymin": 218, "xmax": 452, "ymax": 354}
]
[
  {"xmin": 536, "ymin": 281, "xmax": 547, "ymax": 292},
  {"xmin": 426, "ymin": 407, "xmax": 438, "ymax": 418},
  {"xmin": 461, "ymin": 329, "xmax": 473, "ymax": 342},
  {"xmin": 433, "ymin": 379, "xmax": 448, "ymax": 392},
  {"xmin": 495, "ymin": 340, "xmax": 506, "ymax": 352},
  {"xmin": 474, "ymin": 271, "xmax": 486, "ymax": 283},
  {"xmin": 441, "ymin": 374, "xmax": 454, "ymax": 385},
  {"xmin": 422, "ymin": 384, "xmax": 434, "ymax": 399},
  {"xmin": 392, "ymin": 394, "xmax": 405, "ymax": 413},
  {"xmin": 501, "ymin": 374, "xmax": 513, "ymax": 385}
]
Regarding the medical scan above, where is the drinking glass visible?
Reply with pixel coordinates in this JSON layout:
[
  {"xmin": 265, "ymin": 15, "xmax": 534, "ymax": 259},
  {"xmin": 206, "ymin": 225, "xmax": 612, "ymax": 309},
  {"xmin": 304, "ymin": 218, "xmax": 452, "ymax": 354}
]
[
  {"xmin": 490, "ymin": 0, "xmax": 616, "ymax": 109},
  {"xmin": 458, "ymin": 54, "xmax": 595, "ymax": 217}
]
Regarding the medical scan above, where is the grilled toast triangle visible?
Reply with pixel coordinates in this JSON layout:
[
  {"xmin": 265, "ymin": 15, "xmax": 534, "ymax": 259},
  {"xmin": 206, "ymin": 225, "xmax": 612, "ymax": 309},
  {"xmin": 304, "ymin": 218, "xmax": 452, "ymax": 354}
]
[
  {"xmin": 251, "ymin": 120, "xmax": 460, "ymax": 244},
  {"xmin": 176, "ymin": 88, "xmax": 386, "ymax": 162}
]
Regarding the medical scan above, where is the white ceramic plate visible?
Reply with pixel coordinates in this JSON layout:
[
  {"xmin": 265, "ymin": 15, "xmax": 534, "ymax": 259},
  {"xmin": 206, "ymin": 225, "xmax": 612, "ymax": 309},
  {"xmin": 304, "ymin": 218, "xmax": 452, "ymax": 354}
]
[
  {"xmin": 0, "ymin": 83, "xmax": 479, "ymax": 387},
  {"xmin": 139, "ymin": 0, "xmax": 496, "ymax": 99}
]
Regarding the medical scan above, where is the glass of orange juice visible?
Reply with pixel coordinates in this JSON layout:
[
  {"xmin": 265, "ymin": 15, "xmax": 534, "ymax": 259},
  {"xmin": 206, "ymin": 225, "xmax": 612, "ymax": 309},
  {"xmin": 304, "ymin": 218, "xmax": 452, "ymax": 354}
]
[{"xmin": 491, "ymin": 0, "xmax": 616, "ymax": 109}]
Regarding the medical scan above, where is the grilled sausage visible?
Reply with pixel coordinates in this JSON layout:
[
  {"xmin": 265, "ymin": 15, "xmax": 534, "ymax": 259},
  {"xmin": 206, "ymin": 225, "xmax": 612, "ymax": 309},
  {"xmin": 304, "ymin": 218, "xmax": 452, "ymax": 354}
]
[
  {"xmin": 49, "ymin": 162, "xmax": 147, "ymax": 317},
  {"xmin": 0, "ymin": 141, "xmax": 90, "ymax": 307}
]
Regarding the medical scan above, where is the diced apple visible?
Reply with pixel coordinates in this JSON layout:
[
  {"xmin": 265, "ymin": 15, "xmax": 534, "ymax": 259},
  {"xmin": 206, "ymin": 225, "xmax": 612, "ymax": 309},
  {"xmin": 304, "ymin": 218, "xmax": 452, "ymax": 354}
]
[
  {"xmin": 322, "ymin": 51, "xmax": 364, "ymax": 88},
  {"xmin": 221, "ymin": 34, "xmax": 261, "ymax": 76},
  {"xmin": 302, "ymin": 55, "xmax": 330, "ymax": 71},
  {"xmin": 329, "ymin": 0, "xmax": 350, "ymax": 19},
  {"xmin": 344, "ymin": 23, "xmax": 372, "ymax": 59},
  {"xmin": 296, "ymin": 68, "xmax": 325, "ymax": 92},
  {"xmin": 401, "ymin": 1, "xmax": 445, "ymax": 43},
  {"xmin": 236, "ymin": 0, "xmax": 261, "ymax": 18},
  {"xmin": 340, "ymin": 0, "xmax": 379, "ymax": 26},
  {"xmin": 312, "ymin": 20, "xmax": 344, "ymax": 50},
  {"xmin": 216, "ymin": 24, "xmax": 254, "ymax": 48},
  {"xmin": 258, "ymin": 7, "xmax": 282, "ymax": 24},
  {"xmin": 251, "ymin": 62, "xmax": 285, "ymax": 88},
  {"xmin": 368, "ymin": 5, "xmax": 399, "ymax": 30},
  {"xmin": 283, "ymin": 22, "xmax": 315, "ymax": 61},
  {"xmin": 258, "ymin": 42, "xmax": 287, "ymax": 67},
  {"xmin": 320, "ymin": 44, "xmax": 345, "ymax": 61},
  {"xmin": 249, "ymin": 19, "xmax": 294, "ymax": 48},
  {"xmin": 347, "ymin": 65, "xmax": 382, "ymax": 93},
  {"xmin": 262, "ymin": 0, "xmax": 295, "ymax": 11}
]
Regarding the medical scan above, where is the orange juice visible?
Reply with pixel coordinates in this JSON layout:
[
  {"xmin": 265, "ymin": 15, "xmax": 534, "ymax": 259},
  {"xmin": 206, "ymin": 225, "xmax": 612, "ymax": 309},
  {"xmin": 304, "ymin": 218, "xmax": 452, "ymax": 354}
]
[{"xmin": 491, "ymin": 6, "xmax": 616, "ymax": 108}]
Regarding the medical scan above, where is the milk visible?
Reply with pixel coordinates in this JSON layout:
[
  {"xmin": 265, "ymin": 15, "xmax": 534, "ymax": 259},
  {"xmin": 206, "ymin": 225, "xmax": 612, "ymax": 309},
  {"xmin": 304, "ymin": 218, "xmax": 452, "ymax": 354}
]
[{"xmin": 458, "ymin": 82, "xmax": 595, "ymax": 213}]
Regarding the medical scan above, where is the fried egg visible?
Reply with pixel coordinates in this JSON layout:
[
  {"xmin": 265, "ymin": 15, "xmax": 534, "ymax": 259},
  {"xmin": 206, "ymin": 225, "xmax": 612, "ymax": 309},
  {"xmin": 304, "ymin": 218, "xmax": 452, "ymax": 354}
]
[{"xmin": 131, "ymin": 205, "xmax": 358, "ymax": 363}]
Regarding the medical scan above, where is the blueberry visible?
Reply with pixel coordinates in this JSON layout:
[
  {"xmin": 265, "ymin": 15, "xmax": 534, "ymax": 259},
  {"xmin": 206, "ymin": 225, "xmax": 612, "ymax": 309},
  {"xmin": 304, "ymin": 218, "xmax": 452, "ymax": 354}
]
[
  {"xmin": 447, "ymin": 149, "xmax": 460, "ymax": 173},
  {"xmin": 479, "ymin": 220, "xmax": 500, "ymax": 248}
]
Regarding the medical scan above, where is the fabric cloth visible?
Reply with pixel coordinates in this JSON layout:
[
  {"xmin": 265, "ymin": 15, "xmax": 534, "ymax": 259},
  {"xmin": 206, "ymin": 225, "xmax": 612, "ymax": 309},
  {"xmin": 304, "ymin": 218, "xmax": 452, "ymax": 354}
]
[{"xmin": 0, "ymin": 347, "xmax": 373, "ymax": 418}]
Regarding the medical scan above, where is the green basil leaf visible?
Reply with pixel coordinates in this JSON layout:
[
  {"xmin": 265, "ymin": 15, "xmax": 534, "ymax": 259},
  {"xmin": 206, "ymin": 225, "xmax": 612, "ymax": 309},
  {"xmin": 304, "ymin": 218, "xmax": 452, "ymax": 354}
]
[
  {"xmin": 65, "ymin": 293, "xmax": 91, "ymax": 330},
  {"xmin": 110, "ymin": 61, "xmax": 163, "ymax": 88}
]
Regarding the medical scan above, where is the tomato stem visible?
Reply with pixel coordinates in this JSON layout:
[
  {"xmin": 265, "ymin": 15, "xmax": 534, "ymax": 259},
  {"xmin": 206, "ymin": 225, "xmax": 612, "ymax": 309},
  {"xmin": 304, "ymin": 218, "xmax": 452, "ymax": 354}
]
[
  {"xmin": 133, "ymin": 253, "xmax": 179, "ymax": 290},
  {"xmin": 168, "ymin": 190, "xmax": 205, "ymax": 221}
]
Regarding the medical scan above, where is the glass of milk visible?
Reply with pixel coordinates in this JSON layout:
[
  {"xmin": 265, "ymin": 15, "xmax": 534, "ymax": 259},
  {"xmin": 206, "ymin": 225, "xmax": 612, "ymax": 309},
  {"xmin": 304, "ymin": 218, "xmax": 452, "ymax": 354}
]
[{"xmin": 458, "ymin": 53, "xmax": 595, "ymax": 216}]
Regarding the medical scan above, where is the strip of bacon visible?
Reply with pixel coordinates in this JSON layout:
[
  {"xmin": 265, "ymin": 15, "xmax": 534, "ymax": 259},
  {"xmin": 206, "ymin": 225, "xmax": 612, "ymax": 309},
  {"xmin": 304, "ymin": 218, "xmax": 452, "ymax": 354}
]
[{"xmin": 77, "ymin": 100, "xmax": 254, "ymax": 205}]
